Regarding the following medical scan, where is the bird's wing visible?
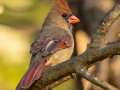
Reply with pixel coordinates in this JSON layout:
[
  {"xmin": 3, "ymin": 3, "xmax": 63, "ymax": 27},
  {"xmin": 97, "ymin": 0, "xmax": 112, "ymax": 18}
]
[
  {"xmin": 30, "ymin": 32, "xmax": 72, "ymax": 58},
  {"xmin": 16, "ymin": 34, "xmax": 72, "ymax": 90}
]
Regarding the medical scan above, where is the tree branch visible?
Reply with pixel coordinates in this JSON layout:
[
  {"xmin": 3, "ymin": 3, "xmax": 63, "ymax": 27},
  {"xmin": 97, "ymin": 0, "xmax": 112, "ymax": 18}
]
[
  {"xmin": 91, "ymin": 0, "xmax": 120, "ymax": 48},
  {"xmin": 23, "ymin": 41, "xmax": 120, "ymax": 90},
  {"xmin": 47, "ymin": 75, "xmax": 72, "ymax": 89},
  {"xmin": 76, "ymin": 66, "xmax": 118, "ymax": 90}
]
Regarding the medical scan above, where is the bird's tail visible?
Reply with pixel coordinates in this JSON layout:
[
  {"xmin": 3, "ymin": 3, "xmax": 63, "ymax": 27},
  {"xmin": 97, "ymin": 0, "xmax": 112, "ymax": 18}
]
[{"xmin": 16, "ymin": 60, "xmax": 46, "ymax": 90}]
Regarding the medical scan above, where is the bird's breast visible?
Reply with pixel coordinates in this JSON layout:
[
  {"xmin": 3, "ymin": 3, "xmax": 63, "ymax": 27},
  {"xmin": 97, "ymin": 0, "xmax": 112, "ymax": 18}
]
[
  {"xmin": 47, "ymin": 46, "xmax": 73, "ymax": 66},
  {"xmin": 47, "ymin": 30, "xmax": 74, "ymax": 66}
]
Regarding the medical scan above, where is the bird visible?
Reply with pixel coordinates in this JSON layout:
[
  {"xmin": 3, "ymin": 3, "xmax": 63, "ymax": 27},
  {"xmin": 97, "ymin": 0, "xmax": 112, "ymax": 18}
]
[{"xmin": 16, "ymin": 0, "xmax": 80, "ymax": 90}]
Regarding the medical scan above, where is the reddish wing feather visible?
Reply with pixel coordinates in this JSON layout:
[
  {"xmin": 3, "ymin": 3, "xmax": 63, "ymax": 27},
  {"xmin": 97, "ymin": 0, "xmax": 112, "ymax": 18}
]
[
  {"xmin": 16, "ymin": 35, "xmax": 72, "ymax": 90},
  {"xmin": 16, "ymin": 60, "xmax": 46, "ymax": 90}
]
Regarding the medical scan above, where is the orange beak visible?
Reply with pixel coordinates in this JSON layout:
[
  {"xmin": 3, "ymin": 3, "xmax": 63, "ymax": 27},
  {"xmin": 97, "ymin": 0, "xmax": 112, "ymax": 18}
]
[{"xmin": 68, "ymin": 15, "xmax": 80, "ymax": 24}]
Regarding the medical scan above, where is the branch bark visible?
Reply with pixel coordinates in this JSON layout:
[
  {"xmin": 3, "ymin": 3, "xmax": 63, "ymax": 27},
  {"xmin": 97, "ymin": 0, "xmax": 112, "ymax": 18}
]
[
  {"xmin": 23, "ymin": 41, "xmax": 120, "ymax": 90},
  {"xmin": 76, "ymin": 67, "xmax": 118, "ymax": 90},
  {"xmin": 91, "ymin": 0, "xmax": 120, "ymax": 48}
]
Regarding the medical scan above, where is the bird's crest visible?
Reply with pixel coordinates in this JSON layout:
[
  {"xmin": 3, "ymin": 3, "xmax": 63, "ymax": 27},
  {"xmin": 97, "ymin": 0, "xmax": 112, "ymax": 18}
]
[{"xmin": 54, "ymin": 0, "xmax": 72, "ymax": 15}]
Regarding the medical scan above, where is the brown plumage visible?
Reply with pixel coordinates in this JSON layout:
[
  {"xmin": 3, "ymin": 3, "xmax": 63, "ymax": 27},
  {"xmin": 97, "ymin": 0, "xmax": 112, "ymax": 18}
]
[
  {"xmin": 55, "ymin": 0, "xmax": 72, "ymax": 15},
  {"xmin": 16, "ymin": 0, "xmax": 80, "ymax": 90}
]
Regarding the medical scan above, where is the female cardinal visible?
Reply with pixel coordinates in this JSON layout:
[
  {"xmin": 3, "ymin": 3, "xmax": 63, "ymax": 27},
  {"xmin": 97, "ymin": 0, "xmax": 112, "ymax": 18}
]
[{"xmin": 16, "ymin": 0, "xmax": 80, "ymax": 90}]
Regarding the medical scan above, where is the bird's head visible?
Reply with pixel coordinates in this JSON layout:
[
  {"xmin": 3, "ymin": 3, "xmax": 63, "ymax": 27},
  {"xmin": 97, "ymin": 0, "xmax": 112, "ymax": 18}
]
[{"xmin": 55, "ymin": 0, "xmax": 80, "ymax": 25}]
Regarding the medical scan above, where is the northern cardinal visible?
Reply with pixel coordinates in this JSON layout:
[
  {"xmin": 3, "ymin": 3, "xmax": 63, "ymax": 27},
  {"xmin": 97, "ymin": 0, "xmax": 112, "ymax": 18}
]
[{"xmin": 16, "ymin": 0, "xmax": 80, "ymax": 90}]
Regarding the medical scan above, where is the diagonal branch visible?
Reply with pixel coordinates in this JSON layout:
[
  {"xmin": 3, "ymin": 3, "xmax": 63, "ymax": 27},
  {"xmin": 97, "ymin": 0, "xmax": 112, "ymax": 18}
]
[
  {"xmin": 91, "ymin": 0, "xmax": 120, "ymax": 48},
  {"xmin": 76, "ymin": 66, "xmax": 118, "ymax": 90},
  {"xmin": 23, "ymin": 41, "xmax": 120, "ymax": 90}
]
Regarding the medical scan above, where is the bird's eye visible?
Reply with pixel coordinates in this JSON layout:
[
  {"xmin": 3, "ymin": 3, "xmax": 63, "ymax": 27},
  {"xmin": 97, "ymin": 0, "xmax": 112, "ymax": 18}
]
[{"xmin": 62, "ymin": 13, "xmax": 67, "ymax": 17}]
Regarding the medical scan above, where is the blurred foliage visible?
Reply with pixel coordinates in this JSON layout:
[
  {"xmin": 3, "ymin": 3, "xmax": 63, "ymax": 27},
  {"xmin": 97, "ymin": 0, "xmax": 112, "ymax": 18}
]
[
  {"xmin": 0, "ymin": 25, "xmax": 30, "ymax": 90},
  {"xmin": 0, "ymin": 0, "xmax": 55, "ymax": 27}
]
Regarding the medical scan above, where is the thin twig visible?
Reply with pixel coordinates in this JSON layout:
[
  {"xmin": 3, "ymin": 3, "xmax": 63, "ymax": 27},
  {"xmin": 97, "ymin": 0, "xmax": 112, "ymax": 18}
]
[
  {"xmin": 48, "ymin": 75, "xmax": 72, "ymax": 89},
  {"xmin": 76, "ymin": 67, "xmax": 118, "ymax": 90}
]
